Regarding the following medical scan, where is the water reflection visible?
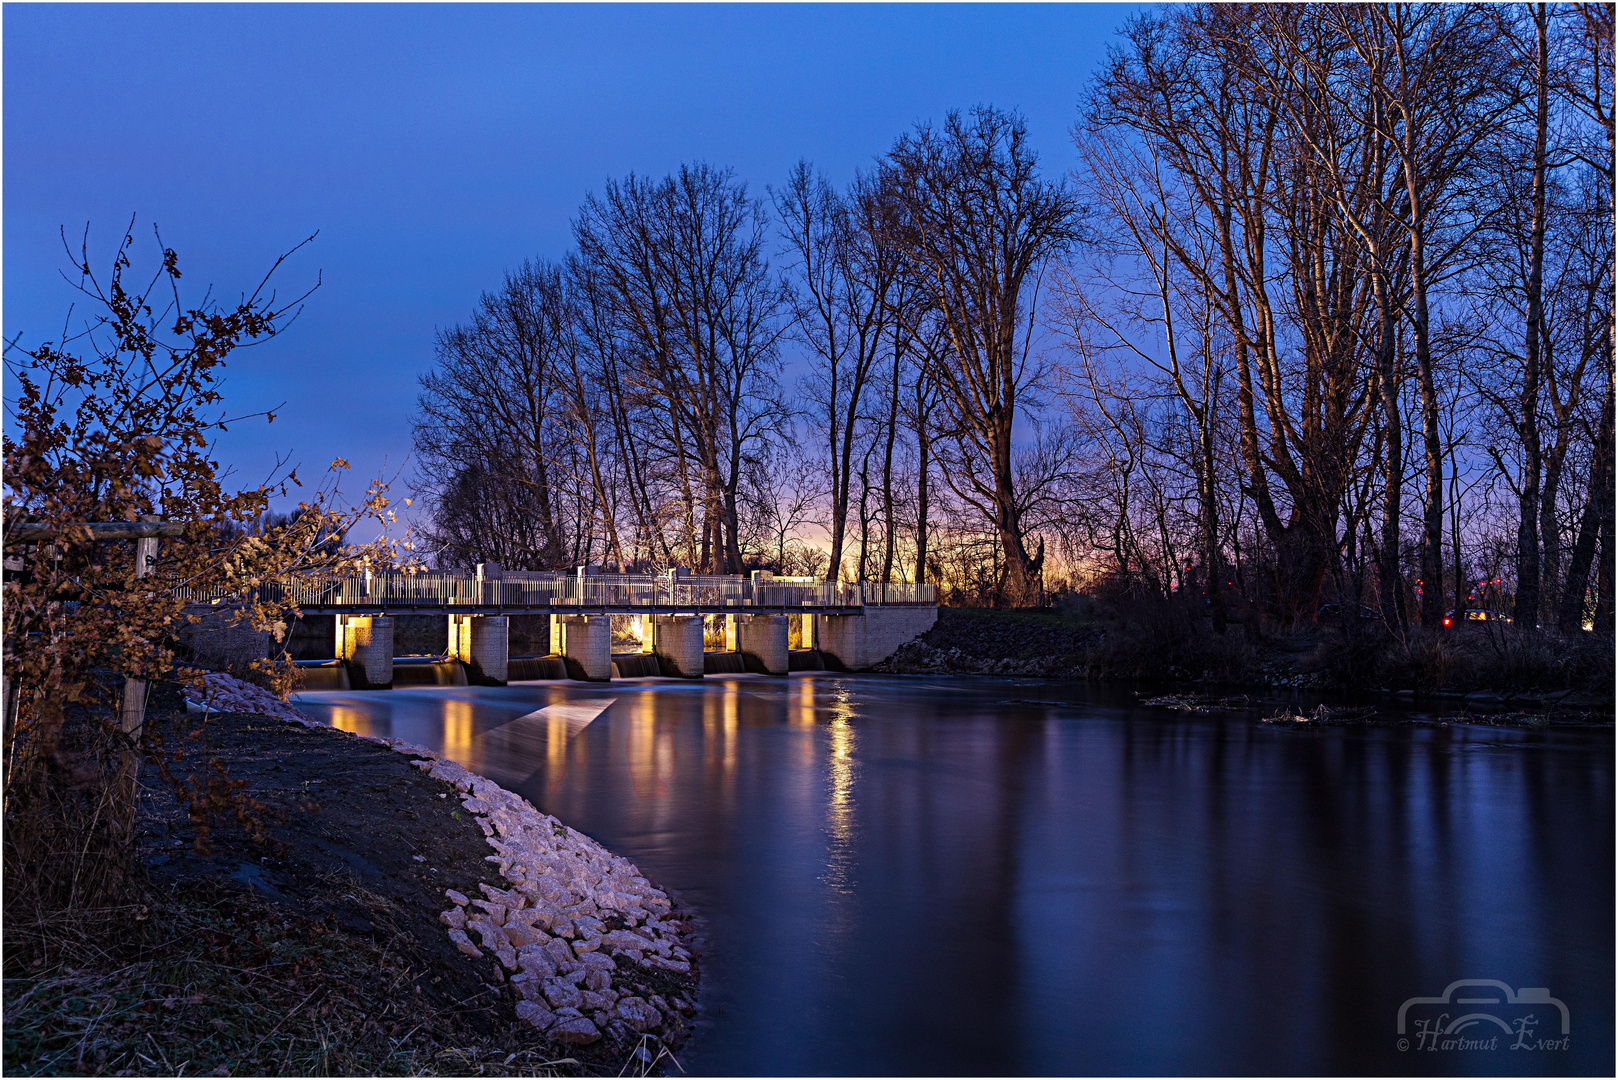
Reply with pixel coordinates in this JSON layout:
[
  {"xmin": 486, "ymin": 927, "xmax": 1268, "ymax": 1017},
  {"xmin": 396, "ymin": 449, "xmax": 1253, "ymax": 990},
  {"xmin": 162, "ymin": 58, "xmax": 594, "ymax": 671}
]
[
  {"xmin": 548, "ymin": 711, "xmax": 568, "ymax": 777},
  {"xmin": 444, "ymin": 698, "xmax": 473, "ymax": 761},
  {"xmin": 327, "ymin": 704, "xmax": 367, "ymax": 735},
  {"xmin": 292, "ymin": 676, "xmax": 1613, "ymax": 1076},
  {"xmin": 825, "ymin": 706, "xmax": 857, "ymax": 896},
  {"xmin": 627, "ymin": 693, "xmax": 659, "ymax": 800}
]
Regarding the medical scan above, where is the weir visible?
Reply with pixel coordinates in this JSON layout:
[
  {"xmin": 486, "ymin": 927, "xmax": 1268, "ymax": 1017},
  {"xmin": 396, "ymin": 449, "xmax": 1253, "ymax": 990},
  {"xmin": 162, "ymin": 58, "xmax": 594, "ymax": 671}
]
[{"xmin": 270, "ymin": 567, "xmax": 936, "ymax": 690}]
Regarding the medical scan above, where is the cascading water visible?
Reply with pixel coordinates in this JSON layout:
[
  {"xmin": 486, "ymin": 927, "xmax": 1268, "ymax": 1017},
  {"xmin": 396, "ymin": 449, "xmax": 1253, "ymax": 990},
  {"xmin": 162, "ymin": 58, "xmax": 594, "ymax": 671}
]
[
  {"xmin": 391, "ymin": 657, "xmax": 469, "ymax": 687},
  {"xmin": 610, "ymin": 653, "xmax": 663, "ymax": 678}
]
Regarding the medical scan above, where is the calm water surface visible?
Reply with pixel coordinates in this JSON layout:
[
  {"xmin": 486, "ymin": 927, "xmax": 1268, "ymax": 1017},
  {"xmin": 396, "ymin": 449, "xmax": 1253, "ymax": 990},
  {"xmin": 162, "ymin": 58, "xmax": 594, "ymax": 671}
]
[{"xmin": 293, "ymin": 675, "xmax": 1613, "ymax": 1076}]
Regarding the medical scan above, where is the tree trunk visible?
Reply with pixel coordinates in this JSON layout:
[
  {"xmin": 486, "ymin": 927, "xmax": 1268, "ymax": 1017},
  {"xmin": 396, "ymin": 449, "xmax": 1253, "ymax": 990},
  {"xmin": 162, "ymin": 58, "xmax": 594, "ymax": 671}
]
[
  {"xmin": 880, "ymin": 346, "xmax": 902, "ymax": 584},
  {"xmin": 989, "ymin": 412, "xmax": 1041, "ymax": 607},
  {"xmin": 1515, "ymin": 5, "xmax": 1551, "ymax": 629},
  {"xmin": 1450, "ymin": 441, "xmax": 1467, "ymax": 621},
  {"xmin": 1408, "ymin": 237, "xmax": 1446, "ymax": 626},
  {"xmin": 914, "ymin": 412, "xmax": 931, "ymax": 587},
  {"xmin": 1559, "ymin": 371, "xmax": 1614, "ymax": 631},
  {"xmin": 1277, "ymin": 521, "xmax": 1331, "ymax": 623},
  {"xmin": 1199, "ymin": 414, "xmax": 1225, "ymax": 633},
  {"xmin": 1375, "ymin": 298, "xmax": 1407, "ymax": 626}
]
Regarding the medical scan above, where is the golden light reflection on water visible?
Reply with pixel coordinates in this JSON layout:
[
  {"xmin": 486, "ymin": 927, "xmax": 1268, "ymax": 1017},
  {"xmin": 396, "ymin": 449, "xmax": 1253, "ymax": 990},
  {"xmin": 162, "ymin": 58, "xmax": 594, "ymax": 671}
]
[
  {"xmin": 329, "ymin": 706, "xmax": 367, "ymax": 735},
  {"xmin": 444, "ymin": 699, "xmax": 474, "ymax": 760},
  {"xmin": 703, "ymin": 697, "xmax": 719, "ymax": 775},
  {"xmin": 627, "ymin": 692, "xmax": 660, "ymax": 798},
  {"xmin": 792, "ymin": 680, "xmax": 817, "ymax": 766},
  {"xmin": 547, "ymin": 714, "xmax": 570, "ymax": 776},
  {"xmin": 825, "ymin": 690, "xmax": 858, "ymax": 894},
  {"xmin": 723, "ymin": 684, "xmax": 737, "ymax": 778},
  {"xmin": 700, "ymin": 683, "xmax": 739, "ymax": 786}
]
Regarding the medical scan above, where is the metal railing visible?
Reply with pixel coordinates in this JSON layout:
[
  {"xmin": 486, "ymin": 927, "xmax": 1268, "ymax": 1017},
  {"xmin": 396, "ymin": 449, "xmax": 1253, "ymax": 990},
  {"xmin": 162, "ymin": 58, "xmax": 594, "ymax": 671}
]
[
  {"xmin": 177, "ymin": 572, "xmax": 936, "ymax": 611},
  {"xmin": 858, "ymin": 581, "xmax": 935, "ymax": 606}
]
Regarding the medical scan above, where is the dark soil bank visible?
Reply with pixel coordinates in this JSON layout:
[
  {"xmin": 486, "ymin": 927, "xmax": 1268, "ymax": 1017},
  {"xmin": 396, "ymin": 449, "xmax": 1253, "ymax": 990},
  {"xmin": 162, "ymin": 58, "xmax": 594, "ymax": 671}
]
[{"xmin": 3, "ymin": 685, "xmax": 696, "ymax": 1076}]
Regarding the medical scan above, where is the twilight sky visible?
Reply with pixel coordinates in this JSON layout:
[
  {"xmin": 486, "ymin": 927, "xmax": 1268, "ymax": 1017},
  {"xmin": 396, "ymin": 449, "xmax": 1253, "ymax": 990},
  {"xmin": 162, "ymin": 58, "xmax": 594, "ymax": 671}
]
[{"xmin": 5, "ymin": 2, "xmax": 1136, "ymax": 535}]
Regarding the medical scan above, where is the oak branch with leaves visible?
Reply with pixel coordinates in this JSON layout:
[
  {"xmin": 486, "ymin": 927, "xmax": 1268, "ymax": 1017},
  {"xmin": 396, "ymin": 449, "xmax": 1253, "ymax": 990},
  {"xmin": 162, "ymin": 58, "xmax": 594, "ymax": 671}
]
[{"xmin": 3, "ymin": 222, "xmax": 412, "ymax": 795}]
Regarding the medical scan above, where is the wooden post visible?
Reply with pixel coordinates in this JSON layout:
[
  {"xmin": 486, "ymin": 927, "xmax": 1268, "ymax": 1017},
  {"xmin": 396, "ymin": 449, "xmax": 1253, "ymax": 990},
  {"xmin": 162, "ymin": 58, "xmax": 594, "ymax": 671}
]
[{"xmin": 120, "ymin": 516, "xmax": 162, "ymax": 737}]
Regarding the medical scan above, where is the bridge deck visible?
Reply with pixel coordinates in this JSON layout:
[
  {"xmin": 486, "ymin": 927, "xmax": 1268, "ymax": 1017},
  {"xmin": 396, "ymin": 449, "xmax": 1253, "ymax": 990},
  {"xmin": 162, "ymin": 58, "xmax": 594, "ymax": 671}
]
[
  {"xmin": 181, "ymin": 571, "xmax": 935, "ymax": 616},
  {"xmin": 293, "ymin": 602, "xmax": 878, "ymax": 616}
]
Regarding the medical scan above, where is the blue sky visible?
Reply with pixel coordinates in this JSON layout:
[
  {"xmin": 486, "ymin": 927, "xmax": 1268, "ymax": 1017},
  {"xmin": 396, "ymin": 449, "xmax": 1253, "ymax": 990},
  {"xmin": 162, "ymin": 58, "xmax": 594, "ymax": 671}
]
[{"xmin": 5, "ymin": 3, "xmax": 1137, "ymax": 533}]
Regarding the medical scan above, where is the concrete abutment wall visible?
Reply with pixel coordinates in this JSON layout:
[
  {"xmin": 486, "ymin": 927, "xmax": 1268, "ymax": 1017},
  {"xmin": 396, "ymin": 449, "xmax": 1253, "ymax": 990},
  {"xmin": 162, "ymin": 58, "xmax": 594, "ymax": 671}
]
[{"xmin": 817, "ymin": 607, "xmax": 936, "ymax": 671}]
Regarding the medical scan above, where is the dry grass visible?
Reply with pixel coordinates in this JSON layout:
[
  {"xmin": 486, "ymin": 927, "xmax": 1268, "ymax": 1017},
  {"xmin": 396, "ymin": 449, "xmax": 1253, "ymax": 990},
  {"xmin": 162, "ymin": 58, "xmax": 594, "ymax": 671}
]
[
  {"xmin": 3, "ymin": 701, "xmax": 143, "ymax": 916},
  {"xmin": 3, "ymin": 880, "xmax": 586, "ymax": 1077}
]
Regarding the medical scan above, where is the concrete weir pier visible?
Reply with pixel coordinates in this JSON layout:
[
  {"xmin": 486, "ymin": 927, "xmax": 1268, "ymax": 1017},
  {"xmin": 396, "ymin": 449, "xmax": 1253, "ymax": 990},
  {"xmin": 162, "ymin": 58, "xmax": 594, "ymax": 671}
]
[
  {"xmin": 336, "ymin": 614, "xmax": 394, "ymax": 689},
  {"xmin": 650, "ymin": 615, "xmax": 705, "ymax": 678},
  {"xmin": 448, "ymin": 613, "xmax": 507, "ymax": 685},
  {"xmin": 731, "ymin": 614, "xmax": 789, "ymax": 675},
  {"xmin": 285, "ymin": 566, "xmax": 936, "ymax": 689},
  {"xmin": 553, "ymin": 613, "xmax": 612, "ymax": 682}
]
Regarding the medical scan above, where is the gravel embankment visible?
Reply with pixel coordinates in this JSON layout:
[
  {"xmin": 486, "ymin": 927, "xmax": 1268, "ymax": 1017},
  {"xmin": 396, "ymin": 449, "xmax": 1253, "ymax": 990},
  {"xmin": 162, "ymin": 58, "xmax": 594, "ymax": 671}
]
[
  {"xmin": 872, "ymin": 608, "xmax": 1103, "ymax": 677},
  {"xmin": 187, "ymin": 674, "xmax": 700, "ymax": 1050}
]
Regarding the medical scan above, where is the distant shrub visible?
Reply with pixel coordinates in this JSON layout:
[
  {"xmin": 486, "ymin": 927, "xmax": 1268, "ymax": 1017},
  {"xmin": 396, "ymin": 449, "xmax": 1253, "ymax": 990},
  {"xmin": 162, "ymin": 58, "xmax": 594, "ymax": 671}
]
[{"xmin": 1082, "ymin": 593, "xmax": 1256, "ymax": 682}]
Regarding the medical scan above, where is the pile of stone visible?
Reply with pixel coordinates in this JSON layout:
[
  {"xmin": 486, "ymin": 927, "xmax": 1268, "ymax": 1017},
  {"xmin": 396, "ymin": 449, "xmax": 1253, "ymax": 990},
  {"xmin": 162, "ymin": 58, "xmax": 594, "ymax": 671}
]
[
  {"xmin": 405, "ymin": 751, "xmax": 699, "ymax": 1046},
  {"xmin": 183, "ymin": 672, "xmax": 319, "ymax": 727},
  {"xmin": 872, "ymin": 608, "xmax": 1101, "ymax": 677},
  {"xmin": 184, "ymin": 672, "xmax": 701, "ymax": 1048}
]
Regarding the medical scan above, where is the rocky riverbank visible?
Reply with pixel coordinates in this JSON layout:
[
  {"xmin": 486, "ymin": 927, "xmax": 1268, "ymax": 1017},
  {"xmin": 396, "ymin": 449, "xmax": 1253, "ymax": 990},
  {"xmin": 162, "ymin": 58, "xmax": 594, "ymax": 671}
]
[
  {"xmin": 3, "ymin": 676, "xmax": 702, "ymax": 1077},
  {"xmin": 187, "ymin": 674, "xmax": 700, "ymax": 1055},
  {"xmin": 871, "ymin": 607, "xmax": 1102, "ymax": 678}
]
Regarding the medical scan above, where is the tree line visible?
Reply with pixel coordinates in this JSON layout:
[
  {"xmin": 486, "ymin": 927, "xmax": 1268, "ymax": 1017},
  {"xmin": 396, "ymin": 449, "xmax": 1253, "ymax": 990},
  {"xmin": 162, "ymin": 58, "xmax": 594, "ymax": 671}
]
[{"xmin": 413, "ymin": 2, "xmax": 1613, "ymax": 630}]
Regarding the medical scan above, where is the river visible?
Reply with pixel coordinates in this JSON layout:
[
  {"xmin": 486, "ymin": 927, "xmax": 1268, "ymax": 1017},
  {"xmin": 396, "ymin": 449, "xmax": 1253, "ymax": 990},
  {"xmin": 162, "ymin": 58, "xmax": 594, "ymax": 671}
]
[{"xmin": 292, "ymin": 674, "xmax": 1613, "ymax": 1076}]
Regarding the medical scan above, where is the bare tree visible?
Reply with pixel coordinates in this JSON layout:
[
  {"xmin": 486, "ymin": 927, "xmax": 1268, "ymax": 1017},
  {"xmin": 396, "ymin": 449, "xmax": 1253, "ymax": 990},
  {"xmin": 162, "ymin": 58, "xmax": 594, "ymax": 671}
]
[
  {"xmin": 574, "ymin": 164, "xmax": 787, "ymax": 572},
  {"xmin": 872, "ymin": 106, "xmax": 1084, "ymax": 606},
  {"xmin": 774, "ymin": 162, "xmax": 894, "ymax": 580},
  {"xmin": 414, "ymin": 262, "xmax": 575, "ymax": 568}
]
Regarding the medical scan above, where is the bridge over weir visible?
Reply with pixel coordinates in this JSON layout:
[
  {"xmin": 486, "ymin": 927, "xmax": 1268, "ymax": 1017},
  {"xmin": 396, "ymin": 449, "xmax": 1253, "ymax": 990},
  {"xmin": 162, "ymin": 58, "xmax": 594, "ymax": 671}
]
[
  {"xmin": 203, "ymin": 566, "xmax": 938, "ymax": 689},
  {"xmin": 273, "ymin": 567, "xmax": 931, "ymax": 616}
]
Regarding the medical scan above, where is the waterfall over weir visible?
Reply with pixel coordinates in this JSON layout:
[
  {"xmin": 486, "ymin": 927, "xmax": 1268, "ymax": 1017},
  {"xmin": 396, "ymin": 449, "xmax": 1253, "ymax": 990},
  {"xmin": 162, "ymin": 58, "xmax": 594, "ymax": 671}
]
[
  {"xmin": 392, "ymin": 657, "xmax": 468, "ymax": 687},
  {"xmin": 610, "ymin": 653, "xmax": 662, "ymax": 678},
  {"xmin": 295, "ymin": 648, "xmax": 834, "ymax": 688},
  {"xmin": 508, "ymin": 656, "xmax": 569, "ymax": 681}
]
